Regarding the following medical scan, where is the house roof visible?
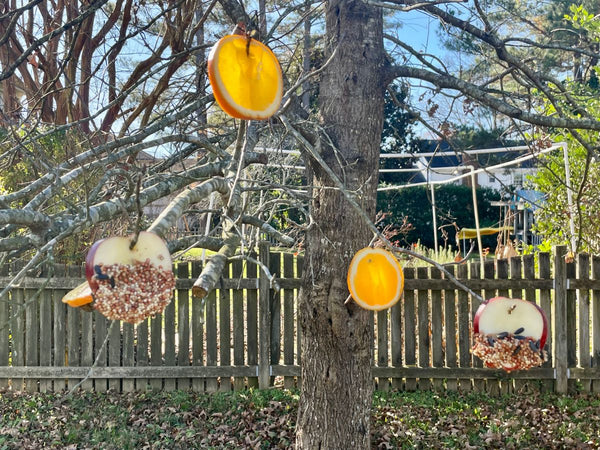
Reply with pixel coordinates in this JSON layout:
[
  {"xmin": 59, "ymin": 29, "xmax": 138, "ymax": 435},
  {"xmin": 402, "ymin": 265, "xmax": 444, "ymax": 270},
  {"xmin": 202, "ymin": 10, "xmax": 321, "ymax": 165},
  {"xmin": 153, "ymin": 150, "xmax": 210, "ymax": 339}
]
[{"xmin": 417, "ymin": 140, "xmax": 462, "ymax": 168}]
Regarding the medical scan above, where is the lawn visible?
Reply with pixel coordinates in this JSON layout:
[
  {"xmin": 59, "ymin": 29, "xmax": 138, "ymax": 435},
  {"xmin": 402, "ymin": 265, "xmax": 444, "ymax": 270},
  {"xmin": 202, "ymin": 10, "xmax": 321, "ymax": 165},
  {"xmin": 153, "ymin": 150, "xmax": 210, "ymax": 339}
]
[{"xmin": 0, "ymin": 389, "xmax": 599, "ymax": 449}]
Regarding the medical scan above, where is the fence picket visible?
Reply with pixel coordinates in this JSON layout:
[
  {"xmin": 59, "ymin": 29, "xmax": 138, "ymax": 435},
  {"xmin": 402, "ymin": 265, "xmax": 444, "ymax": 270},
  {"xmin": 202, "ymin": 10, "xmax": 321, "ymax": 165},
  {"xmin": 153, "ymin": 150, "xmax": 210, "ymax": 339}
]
[
  {"xmin": 245, "ymin": 256, "xmax": 258, "ymax": 389},
  {"xmin": 566, "ymin": 259, "xmax": 577, "ymax": 392},
  {"xmin": 283, "ymin": 253, "xmax": 295, "ymax": 389},
  {"xmin": 136, "ymin": 318, "xmax": 149, "ymax": 392},
  {"xmin": 511, "ymin": 257, "xmax": 527, "ymax": 393},
  {"xmin": 258, "ymin": 242, "xmax": 271, "ymax": 389},
  {"xmin": 122, "ymin": 322, "xmax": 135, "ymax": 393},
  {"xmin": 457, "ymin": 263, "xmax": 471, "ymax": 393},
  {"xmin": 191, "ymin": 261, "xmax": 205, "ymax": 392},
  {"xmin": 577, "ymin": 254, "xmax": 591, "ymax": 392},
  {"xmin": 232, "ymin": 260, "xmax": 245, "ymax": 391},
  {"xmin": 390, "ymin": 293, "xmax": 402, "ymax": 391},
  {"xmin": 592, "ymin": 256, "xmax": 600, "ymax": 393},
  {"xmin": 269, "ymin": 251, "xmax": 281, "ymax": 373},
  {"xmin": 39, "ymin": 269, "xmax": 52, "ymax": 393},
  {"xmin": 206, "ymin": 290, "xmax": 218, "ymax": 392},
  {"xmin": 403, "ymin": 267, "xmax": 416, "ymax": 391},
  {"xmin": 25, "ymin": 285, "xmax": 39, "ymax": 392},
  {"xmin": 66, "ymin": 305, "xmax": 81, "ymax": 391},
  {"xmin": 443, "ymin": 265, "xmax": 458, "ymax": 391},
  {"xmin": 164, "ymin": 277, "xmax": 176, "ymax": 392},
  {"xmin": 377, "ymin": 308, "xmax": 389, "ymax": 391},
  {"xmin": 496, "ymin": 258, "xmax": 511, "ymax": 395},
  {"xmin": 523, "ymin": 254, "xmax": 536, "ymax": 303},
  {"xmin": 470, "ymin": 261, "xmax": 484, "ymax": 393},
  {"xmin": 523, "ymin": 254, "xmax": 541, "ymax": 393},
  {"xmin": 554, "ymin": 246, "xmax": 568, "ymax": 394},
  {"xmin": 81, "ymin": 303, "xmax": 94, "ymax": 392},
  {"xmin": 417, "ymin": 267, "xmax": 431, "ymax": 391},
  {"xmin": 150, "ymin": 313, "xmax": 162, "ymax": 391},
  {"xmin": 483, "ymin": 260, "xmax": 499, "ymax": 396},
  {"xmin": 11, "ymin": 286, "xmax": 24, "ymax": 392},
  {"xmin": 94, "ymin": 313, "xmax": 108, "ymax": 393},
  {"xmin": 0, "ymin": 264, "xmax": 8, "ymax": 390},
  {"xmin": 177, "ymin": 262, "xmax": 191, "ymax": 390},
  {"xmin": 108, "ymin": 319, "xmax": 121, "ymax": 392},
  {"xmin": 219, "ymin": 284, "xmax": 232, "ymax": 392},
  {"xmin": 67, "ymin": 265, "xmax": 81, "ymax": 391},
  {"xmin": 510, "ymin": 256, "xmax": 524, "ymax": 300},
  {"xmin": 52, "ymin": 264, "xmax": 66, "ymax": 392},
  {"xmin": 538, "ymin": 253, "xmax": 553, "ymax": 393},
  {"xmin": 430, "ymin": 267, "xmax": 443, "ymax": 391}
]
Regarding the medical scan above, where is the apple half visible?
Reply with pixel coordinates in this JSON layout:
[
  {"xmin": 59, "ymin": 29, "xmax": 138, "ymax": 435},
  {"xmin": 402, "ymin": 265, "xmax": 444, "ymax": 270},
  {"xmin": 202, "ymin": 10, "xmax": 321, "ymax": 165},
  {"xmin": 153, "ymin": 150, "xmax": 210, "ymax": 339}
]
[
  {"xmin": 472, "ymin": 297, "xmax": 548, "ymax": 372},
  {"xmin": 84, "ymin": 231, "xmax": 175, "ymax": 324}
]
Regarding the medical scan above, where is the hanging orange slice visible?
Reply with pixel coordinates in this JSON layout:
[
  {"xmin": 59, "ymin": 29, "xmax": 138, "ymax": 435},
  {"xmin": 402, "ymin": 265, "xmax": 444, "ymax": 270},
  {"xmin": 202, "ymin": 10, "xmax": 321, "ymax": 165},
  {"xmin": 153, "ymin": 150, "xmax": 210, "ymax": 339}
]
[
  {"xmin": 62, "ymin": 280, "xmax": 94, "ymax": 307},
  {"xmin": 207, "ymin": 34, "xmax": 283, "ymax": 120},
  {"xmin": 347, "ymin": 247, "xmax": 404, "ymax": 311}
]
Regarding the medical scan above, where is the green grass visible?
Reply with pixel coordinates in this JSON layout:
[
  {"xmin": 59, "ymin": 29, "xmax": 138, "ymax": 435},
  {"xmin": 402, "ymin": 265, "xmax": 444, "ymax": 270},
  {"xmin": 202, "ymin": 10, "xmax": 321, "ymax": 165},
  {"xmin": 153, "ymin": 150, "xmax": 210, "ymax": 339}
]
[
  {"xmin": 176, "ymin": 247, "xmax": 216, "ymax": 261},
  {"xmin": 0, "ymin": 389, "xmax": 599, "ymax": 449}
]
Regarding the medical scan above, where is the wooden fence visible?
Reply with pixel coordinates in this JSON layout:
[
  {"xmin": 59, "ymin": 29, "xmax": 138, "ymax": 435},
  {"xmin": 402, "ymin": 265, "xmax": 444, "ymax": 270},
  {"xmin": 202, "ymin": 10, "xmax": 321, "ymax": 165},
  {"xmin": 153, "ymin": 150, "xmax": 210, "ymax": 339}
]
[{"xmin": 0, "ymin": 243, "xmax": 599, "ymax": 394}]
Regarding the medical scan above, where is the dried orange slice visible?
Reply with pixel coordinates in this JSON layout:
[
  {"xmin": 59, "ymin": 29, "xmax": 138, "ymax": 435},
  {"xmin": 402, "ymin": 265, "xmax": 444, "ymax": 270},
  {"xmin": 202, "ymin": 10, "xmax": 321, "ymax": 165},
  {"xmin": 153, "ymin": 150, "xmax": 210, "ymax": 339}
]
[
  {"xmin": 62, "ymin": 280, "xmax": 94, "ymax": 307},
  {"xmin": 207, "ymin": 34, "xmax": 283, "ymax": 120},
  {"xmin": 347, "ymin": 247, "xmax": 404, "ymax": 311}
]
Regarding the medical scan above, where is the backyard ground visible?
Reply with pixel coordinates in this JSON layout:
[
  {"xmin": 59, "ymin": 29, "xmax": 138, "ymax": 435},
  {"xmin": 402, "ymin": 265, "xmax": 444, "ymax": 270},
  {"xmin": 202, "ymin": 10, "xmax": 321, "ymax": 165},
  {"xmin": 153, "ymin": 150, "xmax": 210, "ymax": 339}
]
[{"xmin": 0, "ymin": 388, "xmax": 599, "ymax": 449}]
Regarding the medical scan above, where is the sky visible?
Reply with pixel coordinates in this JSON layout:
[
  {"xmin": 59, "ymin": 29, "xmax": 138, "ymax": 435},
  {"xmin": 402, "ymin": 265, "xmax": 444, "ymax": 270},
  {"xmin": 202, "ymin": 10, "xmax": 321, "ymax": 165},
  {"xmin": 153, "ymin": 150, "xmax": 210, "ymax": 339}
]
[
  {"xmin": 384, "ymin": 8, "xmax": 464, "ymax": 138},
  {"xmin": 395, "ymin": 9, "xmax": 446, "ymax": 56},
  {"xmin": 386, "ymin": 8, "xmax": 487, "ymax": 138}
]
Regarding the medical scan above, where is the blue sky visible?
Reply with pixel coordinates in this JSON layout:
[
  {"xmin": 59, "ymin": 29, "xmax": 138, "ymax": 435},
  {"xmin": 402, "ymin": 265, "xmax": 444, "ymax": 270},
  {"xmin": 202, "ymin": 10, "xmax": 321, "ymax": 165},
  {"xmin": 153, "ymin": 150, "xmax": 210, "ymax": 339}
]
[{"xmin": 396, "ymin": 9, "xmax": 446, "ymax": 56}]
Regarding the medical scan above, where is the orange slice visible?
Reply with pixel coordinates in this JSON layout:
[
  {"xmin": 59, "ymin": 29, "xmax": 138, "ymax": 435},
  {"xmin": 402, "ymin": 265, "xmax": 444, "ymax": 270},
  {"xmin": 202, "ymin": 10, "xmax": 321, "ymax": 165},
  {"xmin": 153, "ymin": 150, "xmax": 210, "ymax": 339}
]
[
  {"xmin": 62, "ymin": 280, "xmax": 94, "ymax": 307},
  {"xmin": 207, "ymin": 34, "xmax": 283, "ymax": 120},
  {"xmin": 347, "ymin": 247, "xmax": 404, "ymax": 311}
]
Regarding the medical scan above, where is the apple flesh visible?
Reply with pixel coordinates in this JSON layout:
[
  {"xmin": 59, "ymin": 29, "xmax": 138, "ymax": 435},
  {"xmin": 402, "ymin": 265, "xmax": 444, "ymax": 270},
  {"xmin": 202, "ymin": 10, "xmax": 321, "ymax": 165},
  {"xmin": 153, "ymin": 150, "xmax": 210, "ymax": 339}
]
[
  {"xmin": 473, "ymin": 296, "xmax": 548, "ymax": 348},
  {"xmin": 85, "ymin": 231, "xmax": 175, "ymax": 324},
  {"xmin": 472, "ymin": 297, "xmax": 548, "ymax": 371}
]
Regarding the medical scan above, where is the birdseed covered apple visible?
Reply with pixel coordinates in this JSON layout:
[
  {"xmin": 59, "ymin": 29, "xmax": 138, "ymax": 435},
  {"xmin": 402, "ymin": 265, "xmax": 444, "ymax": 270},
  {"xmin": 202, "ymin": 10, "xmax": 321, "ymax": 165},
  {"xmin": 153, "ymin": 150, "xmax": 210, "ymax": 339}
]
[
  {"xmin": 84, "ymin": 231, "xmax": 175, "ymax": 324},
  {"xmin": 471, "ymin": 296, "xmax": 548, "ymax": 372}
]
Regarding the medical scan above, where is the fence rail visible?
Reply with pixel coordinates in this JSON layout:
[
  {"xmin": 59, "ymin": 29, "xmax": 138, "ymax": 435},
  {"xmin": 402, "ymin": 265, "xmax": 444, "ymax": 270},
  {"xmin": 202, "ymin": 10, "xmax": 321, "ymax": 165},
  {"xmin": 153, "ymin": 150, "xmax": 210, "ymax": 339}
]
[{"xmin": 1, "ymin": 243, "xmax": 599, "ymax": 394}]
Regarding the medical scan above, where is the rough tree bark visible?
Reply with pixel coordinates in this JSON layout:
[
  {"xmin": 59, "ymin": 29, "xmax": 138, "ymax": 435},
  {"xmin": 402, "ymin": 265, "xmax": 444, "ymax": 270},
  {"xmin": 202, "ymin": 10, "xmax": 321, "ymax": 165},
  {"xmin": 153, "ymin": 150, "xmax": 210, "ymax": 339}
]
[{"xmin": 296, "ymin": 1, "xmax": 386, "ymax": 448}]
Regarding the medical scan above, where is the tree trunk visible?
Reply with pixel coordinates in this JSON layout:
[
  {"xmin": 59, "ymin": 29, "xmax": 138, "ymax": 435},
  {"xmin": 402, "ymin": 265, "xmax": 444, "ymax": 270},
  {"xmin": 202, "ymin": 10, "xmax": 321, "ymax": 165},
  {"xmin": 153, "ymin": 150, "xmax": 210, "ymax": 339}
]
[{"xmin": 296, "ymin": 1, "xmax": 385, "ymax": 448}]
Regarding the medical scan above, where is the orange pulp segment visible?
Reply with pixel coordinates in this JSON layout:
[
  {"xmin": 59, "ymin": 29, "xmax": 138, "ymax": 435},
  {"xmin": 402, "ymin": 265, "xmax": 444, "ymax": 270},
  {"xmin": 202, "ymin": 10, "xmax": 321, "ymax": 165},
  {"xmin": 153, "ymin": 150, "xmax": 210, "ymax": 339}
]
[
  {"xmin": 208, "ymin": 34, "xmax": 283, "ymax": 120},
  {"xmin": 347, "ymin": 247, "xmax": 404, "ymax": 311},
  {"xmin": 62, "ymin": 280, "xmax": 94, "ymax": 307}
]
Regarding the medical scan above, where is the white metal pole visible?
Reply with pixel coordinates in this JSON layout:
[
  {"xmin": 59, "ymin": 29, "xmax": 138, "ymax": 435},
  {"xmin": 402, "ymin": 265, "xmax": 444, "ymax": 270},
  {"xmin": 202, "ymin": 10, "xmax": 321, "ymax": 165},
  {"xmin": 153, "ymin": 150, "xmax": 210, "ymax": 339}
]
[
  {"xmin": 430, "ymin": 183, "xmax": 438, "ymax": 251},
  {"xmin": 470, "ymin": 167, "xmax": 484, "ymax": 272},
  {"xmin": 562, "ymin": 143, "xmax": 577, "ymax": 252}
]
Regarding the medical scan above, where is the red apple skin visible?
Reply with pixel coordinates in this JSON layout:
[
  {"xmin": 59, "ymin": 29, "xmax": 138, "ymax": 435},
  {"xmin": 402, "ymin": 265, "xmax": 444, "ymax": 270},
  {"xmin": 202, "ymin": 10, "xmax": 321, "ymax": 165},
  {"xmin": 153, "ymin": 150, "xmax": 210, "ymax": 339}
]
[
  {"xmin": 85, "ymin": 237, "xmax": 106, "ymax": 292},
  {"xmin": 473, "ymin": 296, "xmax": 548, "ymax": 349}
]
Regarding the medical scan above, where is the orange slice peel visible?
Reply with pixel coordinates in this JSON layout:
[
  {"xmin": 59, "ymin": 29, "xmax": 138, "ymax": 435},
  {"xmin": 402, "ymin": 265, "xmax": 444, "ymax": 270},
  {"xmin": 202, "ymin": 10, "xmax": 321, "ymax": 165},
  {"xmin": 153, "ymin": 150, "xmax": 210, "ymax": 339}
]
[
  {"xmin": 347, "ymin": 247, "xmax": 404, "ymax": 311},
  {"xmin": 208, "ymin": 34, "xmax": 283, "ymax": 120}
]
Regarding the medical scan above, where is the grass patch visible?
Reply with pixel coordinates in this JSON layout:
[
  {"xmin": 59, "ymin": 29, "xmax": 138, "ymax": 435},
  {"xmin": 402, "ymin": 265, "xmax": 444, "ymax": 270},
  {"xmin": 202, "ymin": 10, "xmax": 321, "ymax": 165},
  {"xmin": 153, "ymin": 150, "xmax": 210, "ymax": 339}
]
[
  {"xmin": 177, "ymin": 248, "xmax": 216, "ymax": 261},
  {"xmin": 0, "ymin": 389, "xmax": 598, "ymax": 449}
]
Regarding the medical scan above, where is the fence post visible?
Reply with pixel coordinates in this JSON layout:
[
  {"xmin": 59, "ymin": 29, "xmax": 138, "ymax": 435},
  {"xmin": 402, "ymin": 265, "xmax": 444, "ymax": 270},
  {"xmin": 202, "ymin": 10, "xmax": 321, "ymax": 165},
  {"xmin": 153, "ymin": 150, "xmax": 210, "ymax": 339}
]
[
  {"xmin": 554, "ymin": 245, "xmax": 568, "ymax": 394},
  {"xmin": 258, "ymin": 241, "xmax": 272, "ymax": 389}
]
